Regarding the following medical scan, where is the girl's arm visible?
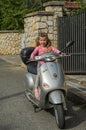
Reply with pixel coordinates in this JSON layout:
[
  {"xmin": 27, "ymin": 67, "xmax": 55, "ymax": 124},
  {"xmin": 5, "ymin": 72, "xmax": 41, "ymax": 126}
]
[
  {"xmin": 30, "ymin": 46, "xmax": 39, "ymax": 59},
  {"xmin": 51, "ymin": 46, "xmax": 61, "ymax": 54}
]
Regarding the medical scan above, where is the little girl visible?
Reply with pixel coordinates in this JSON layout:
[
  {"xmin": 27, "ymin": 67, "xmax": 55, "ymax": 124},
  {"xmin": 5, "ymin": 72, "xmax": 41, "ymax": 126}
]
[{"xmin": 30, "ymin": 32, "xmax": 60, "ymax": 100}]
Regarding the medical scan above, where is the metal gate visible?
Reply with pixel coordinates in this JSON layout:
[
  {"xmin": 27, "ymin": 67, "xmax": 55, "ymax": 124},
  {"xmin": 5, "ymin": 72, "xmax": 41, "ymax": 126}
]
[{"xmin": 58, "ymin": 11, "xmax": 86, "ymax": 74}]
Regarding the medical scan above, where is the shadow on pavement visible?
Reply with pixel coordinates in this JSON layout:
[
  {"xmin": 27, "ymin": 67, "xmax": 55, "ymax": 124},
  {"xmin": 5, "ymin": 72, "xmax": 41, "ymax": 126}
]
[
  {"xmin": 65, "ymin": 99, "xmax": 86, "ymax": 129},
  {"xmin": 0, "ymin": 91, "xmax": 25, "ymax": 101},
  {"xmin": 0, "ymin": 124, "xmax": 12, "ymax": 130}
]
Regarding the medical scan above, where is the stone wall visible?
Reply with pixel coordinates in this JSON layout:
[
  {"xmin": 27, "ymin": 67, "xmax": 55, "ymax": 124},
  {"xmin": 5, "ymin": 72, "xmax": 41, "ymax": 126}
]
[
  {"xmin": 0, "ymin": 30, "xmax": 22, "ymax": 55},
  {"xmin": 43, "ymin": 1, "xmax": 64, "ymax": 46},
  {"xmin": 24, "ymin": 11, "xmax": 54, "ymax": 47}
]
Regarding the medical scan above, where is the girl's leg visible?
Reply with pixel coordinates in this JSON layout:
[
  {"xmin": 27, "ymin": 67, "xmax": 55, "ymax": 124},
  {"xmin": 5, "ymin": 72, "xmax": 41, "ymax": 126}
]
[
  {"xmin": 34, "ymin": 64, "xmax": 41, "ymax": 99},
  {"xmin": 34, "ymin": 74, "xmax": 40, "ymax": 99}
]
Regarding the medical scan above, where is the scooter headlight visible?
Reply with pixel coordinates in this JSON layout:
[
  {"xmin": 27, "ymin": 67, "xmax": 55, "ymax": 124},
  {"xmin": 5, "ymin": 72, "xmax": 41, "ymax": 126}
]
[
  {"xmin": 45, "ymin": 56, "xmax": 56, "ymax": 62},
  {"xmin": 42, "ymin": 83, "xmax": 49, "ymax": 88}
]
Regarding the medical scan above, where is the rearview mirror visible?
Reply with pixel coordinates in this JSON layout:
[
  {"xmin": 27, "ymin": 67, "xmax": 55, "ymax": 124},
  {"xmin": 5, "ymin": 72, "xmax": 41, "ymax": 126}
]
[
  {"xmin": 66, "ymin": 41, "xmax": 74, "ymax": 48},
  {"xmin": 60, "ymin": 41, "xmax": 74, "ymax": 53}
]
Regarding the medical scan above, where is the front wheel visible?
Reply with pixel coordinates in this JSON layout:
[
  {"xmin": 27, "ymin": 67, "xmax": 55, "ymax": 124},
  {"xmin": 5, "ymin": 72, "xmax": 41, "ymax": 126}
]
[{"xmin": 54, "ymin": 104, "xmax": 65, "ymax": 129}]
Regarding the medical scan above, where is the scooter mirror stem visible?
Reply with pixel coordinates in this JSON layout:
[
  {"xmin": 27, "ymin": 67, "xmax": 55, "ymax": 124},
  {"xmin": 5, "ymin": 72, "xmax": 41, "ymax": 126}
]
[{"xmin": 60, "ymin": 41, "xmax": 74, "ymax": 53}]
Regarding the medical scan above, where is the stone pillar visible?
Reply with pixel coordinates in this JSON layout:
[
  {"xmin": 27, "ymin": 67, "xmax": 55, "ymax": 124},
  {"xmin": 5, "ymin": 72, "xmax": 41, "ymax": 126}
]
[
  {"xmin": 43, "ymin": 1, "xmax": 64, "ymax": 47},
  {"xmin": 24, "ymin": 11, "xmax": 53, "ymax": 47}
]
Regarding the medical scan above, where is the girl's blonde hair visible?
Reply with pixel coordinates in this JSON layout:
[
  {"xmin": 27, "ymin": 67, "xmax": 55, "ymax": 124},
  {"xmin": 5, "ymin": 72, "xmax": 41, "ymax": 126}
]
[{"xmin": 35, "ymin": 32, "xmax": 51, "ymax": 47}]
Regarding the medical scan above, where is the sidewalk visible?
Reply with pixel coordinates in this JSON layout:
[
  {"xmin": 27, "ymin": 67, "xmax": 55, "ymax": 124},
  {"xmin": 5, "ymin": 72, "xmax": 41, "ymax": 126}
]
[
  {"xmin": 0, "ymin": 55, "xmax": 21, "ymax": 66},
  {"xmin": 0, "ymin": 55, "xmax": 86, "ymax": 101},
  {"xmin": 65, "ymin": 75, "xmax": 86, "ymax": 101}
]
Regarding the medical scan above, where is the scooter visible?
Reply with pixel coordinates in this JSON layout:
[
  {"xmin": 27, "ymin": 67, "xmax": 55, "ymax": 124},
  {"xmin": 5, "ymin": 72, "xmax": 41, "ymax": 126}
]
[{"xmin": 20, "ymin": 41, "xmax": 74, "ymax": 129}]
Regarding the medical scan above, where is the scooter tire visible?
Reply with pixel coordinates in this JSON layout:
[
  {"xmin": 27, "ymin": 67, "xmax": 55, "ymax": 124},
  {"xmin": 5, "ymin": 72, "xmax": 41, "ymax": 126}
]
[{"xmin": 54, "ymin": 104, "xmax": 65, "ymax": 129}]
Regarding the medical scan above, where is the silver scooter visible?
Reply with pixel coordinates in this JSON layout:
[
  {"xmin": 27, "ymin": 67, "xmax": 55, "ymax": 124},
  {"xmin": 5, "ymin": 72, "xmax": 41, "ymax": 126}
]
[{"xmin": 20, "ymin": 41, "xmax": 74, "ymax": 129}]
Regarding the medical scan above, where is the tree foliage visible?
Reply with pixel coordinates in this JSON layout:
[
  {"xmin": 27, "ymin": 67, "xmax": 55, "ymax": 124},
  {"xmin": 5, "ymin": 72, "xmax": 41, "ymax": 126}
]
[
  {"xmin": 0, "ymin": 0, "xmax": 58, "ymax": 30},
  {"xmin": 0, "ymin": 0, "xmax": 29, "ymax": 30},
  {"xmin": 0, "ymin": 0, "xmax": 85, "ymax": 30}
]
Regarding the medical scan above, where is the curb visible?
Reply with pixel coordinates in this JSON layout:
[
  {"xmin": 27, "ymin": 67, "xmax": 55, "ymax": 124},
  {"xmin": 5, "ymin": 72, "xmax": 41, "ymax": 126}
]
[
  {"xmin": 66, "ymin": 80, "xmax": 86, "ymax": 101},
  {"xmin": 0, "ymin": 55, "xmax": 21, "ymax": 66}
]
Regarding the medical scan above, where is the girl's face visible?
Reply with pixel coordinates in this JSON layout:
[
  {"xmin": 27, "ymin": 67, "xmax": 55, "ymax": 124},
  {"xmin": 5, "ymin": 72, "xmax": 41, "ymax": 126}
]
[{"xmin": 38, "ymin": 36, "xmax": 47, "ymax": 47}]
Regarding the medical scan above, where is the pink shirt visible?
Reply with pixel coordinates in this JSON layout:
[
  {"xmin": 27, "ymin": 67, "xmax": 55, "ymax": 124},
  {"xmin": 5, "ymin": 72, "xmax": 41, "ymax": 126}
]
[{"xmin": 30, "ymin": 45, "xmax": 60, "ymax": 64}]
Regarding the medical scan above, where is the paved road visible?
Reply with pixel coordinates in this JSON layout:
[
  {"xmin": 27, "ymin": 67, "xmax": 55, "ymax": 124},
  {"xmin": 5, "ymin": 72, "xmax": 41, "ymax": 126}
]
[{"xmin": 0, "ymin": 59, "xmax": 86, "ymax": 130}]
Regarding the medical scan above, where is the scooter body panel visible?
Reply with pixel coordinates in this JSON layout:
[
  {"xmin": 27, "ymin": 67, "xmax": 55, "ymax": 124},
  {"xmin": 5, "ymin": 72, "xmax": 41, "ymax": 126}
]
[
  {"xmin": 25, "ymin": 73, "xmax": 36, "ymax": 90},
  {"xmin": 40, "ymin": 62, "xmax": 65, "ymax": 91},
  {"xmin": 25, "ymin": 61, "xmax": 66, "ymax": 108},
  {"xmin": 49, "ymin": 90, "xmax": 63, "ymax": 104}
]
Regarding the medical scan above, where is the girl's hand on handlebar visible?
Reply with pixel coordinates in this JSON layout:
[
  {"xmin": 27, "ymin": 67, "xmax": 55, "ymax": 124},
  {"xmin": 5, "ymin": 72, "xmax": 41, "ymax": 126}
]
[{"xmin": 29, "ymin": 57, "xmax": 34, "ymax": 61}]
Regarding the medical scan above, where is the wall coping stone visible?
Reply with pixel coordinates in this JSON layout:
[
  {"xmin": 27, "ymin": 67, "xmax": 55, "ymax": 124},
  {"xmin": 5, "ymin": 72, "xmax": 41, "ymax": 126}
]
[
  {"xmin": 43, "ymin": 1, "xmax": 64, "ymax": 7},
  {"xmin": 0, "ymin": 30, "xmax": 21, "ymax": 33},
  {"xmin": 24, "ymin": 11, "xmax": 54, "ymax": 18}
]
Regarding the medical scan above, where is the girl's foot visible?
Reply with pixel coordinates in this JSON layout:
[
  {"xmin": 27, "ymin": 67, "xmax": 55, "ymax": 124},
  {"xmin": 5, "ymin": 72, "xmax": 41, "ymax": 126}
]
[{"xmin": 34, "ymin": 87, "xmax": 40, "ymax": 100}]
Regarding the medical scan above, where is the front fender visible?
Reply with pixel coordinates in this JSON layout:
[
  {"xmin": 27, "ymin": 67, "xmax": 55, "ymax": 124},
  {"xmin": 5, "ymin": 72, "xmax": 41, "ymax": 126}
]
[{"xmin": 49, "ymin": 90, "xmax": 64, "ymax": 104}]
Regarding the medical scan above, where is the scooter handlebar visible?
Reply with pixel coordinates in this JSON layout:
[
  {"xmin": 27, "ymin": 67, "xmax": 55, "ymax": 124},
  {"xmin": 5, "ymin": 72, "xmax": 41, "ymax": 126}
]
[
  {"xmin": 57, "ymin": 53, "xmax": 71, "ymax": 58},
  {"xmin": 26, "ymin": 53, "xmax": 71, "ymax": 63}
]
